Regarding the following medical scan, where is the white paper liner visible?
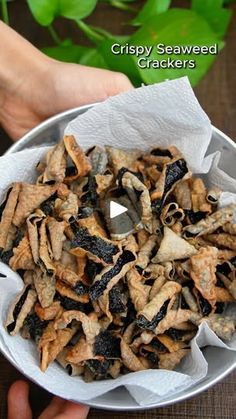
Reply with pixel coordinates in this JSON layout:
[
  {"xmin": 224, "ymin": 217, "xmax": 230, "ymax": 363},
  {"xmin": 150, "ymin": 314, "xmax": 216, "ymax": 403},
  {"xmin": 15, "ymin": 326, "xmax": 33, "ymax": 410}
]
[{"xmin": 0, "ymin": 77, "xmax": 235, "ymax": 406}]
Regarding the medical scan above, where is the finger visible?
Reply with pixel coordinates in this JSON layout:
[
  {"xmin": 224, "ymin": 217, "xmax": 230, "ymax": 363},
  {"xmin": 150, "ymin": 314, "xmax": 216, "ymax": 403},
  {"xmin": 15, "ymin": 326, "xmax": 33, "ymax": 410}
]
[
  {"xmin": 7, "ymin": 380, "xmax": 32, "ymax": 419},
  {"xmin": 38, "ymin": 396, "xmax": 65, "ymax": 419},
  {"xmin": 55, "ymin": 400, "xmax": 90, "ymax": 419}
]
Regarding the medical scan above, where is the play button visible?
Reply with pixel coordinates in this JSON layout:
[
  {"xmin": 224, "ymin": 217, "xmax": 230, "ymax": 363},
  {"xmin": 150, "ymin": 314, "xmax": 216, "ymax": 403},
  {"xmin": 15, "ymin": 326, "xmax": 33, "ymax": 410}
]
[{"xmin": 110, "ymin": 200, "xmax": 128, "ymax": 219}]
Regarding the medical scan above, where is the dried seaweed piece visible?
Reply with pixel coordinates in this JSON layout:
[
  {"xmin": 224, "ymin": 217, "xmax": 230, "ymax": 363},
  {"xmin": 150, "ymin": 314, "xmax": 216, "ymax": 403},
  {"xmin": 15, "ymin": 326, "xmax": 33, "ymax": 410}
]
[
  {"xmin": 64, "ymin": 135, "xmax": 91, "ymax": 181},
  {"xmin": 158, "ymin": 349, "xmax": 189, "ymax": 370},
  {"xmin": 6, "ymin": 285, "xmax": 37, "ymax": 335},
  {"xmin": 151, "ymin": 158, "xmax": 190, "ymax": 215},
  {"xmin": 94, "ymin": 330, "xmax": 121, "ymax": 359},
  {"xmin": 155, "ymin": 335, "xmax": 187, "ymax": 353},
  {"xmin": 185, "ymin": 210, "xmax": 207, "ymax": 225},
  {"xmin": 190, "ymin": 246, "xmax": 218, "ymax": 308},
  {"xmin": 205, "ymin": 233, "xmax": 236, "ymax": 251},
  {"xmin": 0, "ymin": 183, "xmax": 20, "ymax": 249},
  {"xmin": 109, "ymin": 285, "xmax": 126, "ymax": 314},
  {"xmin": 206, "ymin": 186, "xmax": 221, "ymax": 204},
  {"xmin": 121, "ymin": 172, "xmax": 152, "ymax": 232},
  {"xmin": 152, "ymin": 227, "xmax": 197, "ymax": 263},
  {"xmin": 143, "ymin": 145, "xmax": 180, "ymax": 165},
  {"xmin": 120, "ymin": 339, "xmax": 146, "ymax": 372},
  {"xmin": 9, "ymin": 236, "xmax": 35, "ymax": 271},
  {"xmin": 47, "ymin": 219, "xmax": 66, "ymax": 261},
  {"xmin": 56, "ymin": 293, "xmax": 92, "ymax": 314},
  {"xmin": 70, "ymin": 226, "xmax": 120, "ymax": 265},
  {"xmin": 183, "ymin": 204, "xmax": 235, "ymax": 238},
  {"xmin": 41, "ymin": 140, "xmax": 67, "ymax": 184},
  {"xmin": 24, "ymin": 312, "xmax": 48, "ymax": 343},
  {"xmin": 190, "ymin": 178, "xmax": 212, "ymax": 213},
  {"xmin": 13, "ymin": 183, "xmax": 57, "ymax": 227},
  {"xmin": 136, "ymin": 235, "xmax": 157, "ymax": 269},
  {"xmin": 56, "ymin": 281, "xmax": 89, "ymax": 304},
  {"xmin": 85, "ymin": 359, "xmax": 111, "ymax": 379},
  {"xmin": 54, "ymin": 311, "xmax": 101, "ymax": 345},
  {"xmin": 127, "ymin": 268, "xmax": 150, "ymax": 312},
  {"xmin": 90, "ymin": 248, "xmax": 136, "ymax": 301}
]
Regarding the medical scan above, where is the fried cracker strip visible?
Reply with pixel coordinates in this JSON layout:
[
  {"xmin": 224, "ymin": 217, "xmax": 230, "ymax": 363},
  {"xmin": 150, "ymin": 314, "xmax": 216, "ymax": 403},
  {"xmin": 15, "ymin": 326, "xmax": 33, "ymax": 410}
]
[
  {"xmin": 157, "ymin": 335, "xmax": 187, "ymax": 353},
  {"xmin": 54, "ymin": 311, "xmax": 101, "ymax": 345},
  {"xmin": 5, "ymin": 285, "xmax": 37, "ymax": 335},
  {"xmin": 106, "ymin": 146, "xmax": 141, "ymax": 174},
  {"xmin": 9, "ymin": 236, "xmax": 35, "ymax": 271},
  {"xmin": 27, "ymin": 210, "xmax": 45, "ymax": 264},
  {"xmin": 206, "ymin": 186, "xmax": 221, "ymax": 204},
  {"xmin": 190, "ymin": 246, "xmax": 218, "ymax": 308},
  {"xmin": 55, "ymin": 192, "xmax": 79, "ymax": 222},
  {"xmin": 222, "ymin": 222, "xmax": 236, "ymax": 235},
  {"xmin": 183, "ymin": 204, "xmax": 235, "ymax": 238},
  {"xmin": 55, "ymin": 263, "xmax": 80, "ymax": 287},
  {"xmin": 120, "ymin": 339, "xmax": 146, "ymax": 372},
  {"xmin": 57, "ymin": 348, "xmax": 84, "ymax": 376},
  {"xmin": 136, "ymin": 235, "xmax": 157, "ymax": 269},
  {"xmin": 200, "ymin": 314, "xmax": 235, "ymax": 341},
  {"xmin": 152, "ymin": 227, "xmax": 197, "ymax": 263},
  {"xmin": 155, "ymin": 309, "xmax": 201, "ymax": 334},
  {"xmin": 205, "ymin": 233, "xmax": 236, "ymax": 251},
  {"xmin": 33, "ymin": 267, "xmax": 56, "ymax": 308},
  {"xmin": 56, "ymin": 281, "xmax": 89, "ymax": 303},
  {"xmin": 35, "ymin": 301, "xmax": 62, "ymax": 321},
  {"xmin": 64, "ymin": 135, "xmax": 91, "ymax": 180},
  {"xmin": 13, "ymin": 183, "xmax": 57, "ymax": 227},
  {"xmin": 66, "ymin": 337, "xmax": 99, "ymax": 364},
  {"xmin": 182, "ymin": 287, "xmax": 198, "ymax": 312},
  {"xmin": 42, "ymin": 140, "xmax": 67, "ymax": 183},
  {"xmin": 174, "ymin": 180, "xmax": 192, "ymax": 210},
  {"xmin": 0, "ymin": 183, "xmax": 20, "ymax": 249},
  {"xmin": 138, "ymin": 282, "xmax": 181, "ymax": 322},
  {"xmin": 158, "ymin": 349, "xmax": 189, "ymax": 370},
  {"xmin": 47, "ymin": 219, "xmax": 66, "ymax": 261},
  {"xmin": 191, "ymin": 178, "xmax": 212, "ymax": 213},
  {"xmin": 127, "ymin": 269, "xmax": 150, "ymax": 312},
  {"xmin": 149, "ymin": 275, "xmax": 166, "ymax": 300},
  {"xmin": 39, "ymin": 218, "xmax": 55, "ymax": 273},
  {"xmin": 143, "ymin": 145, "xmax": 180, "ymax": 165}
]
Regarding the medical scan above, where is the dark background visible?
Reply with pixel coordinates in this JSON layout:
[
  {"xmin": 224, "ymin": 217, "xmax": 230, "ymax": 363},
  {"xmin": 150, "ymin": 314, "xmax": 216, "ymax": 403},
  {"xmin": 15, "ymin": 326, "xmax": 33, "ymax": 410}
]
[{"xmin": 0, "ymin": 1, "xmax": 236, "ymax": 418}]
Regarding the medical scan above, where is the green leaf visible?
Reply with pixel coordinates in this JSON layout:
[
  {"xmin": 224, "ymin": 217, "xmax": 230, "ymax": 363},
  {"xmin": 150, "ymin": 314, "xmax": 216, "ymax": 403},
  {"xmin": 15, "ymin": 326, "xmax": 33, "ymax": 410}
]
[
  {"xmin": 27, "ymin": 0, "xmax": 97, "ymax": 26},
  {"xmin": 129, "ymin": 8, "xmax": 223, "ymax": 87},
  {"xmin": 192, "ymin": 0, "xmax": 232, "ymax": 38},
  {"xmin": 42, "ymin": 44, "xmax": 91, "ymax": 62},
  {"xmin": 58, "ymin": 0, "xmax": 97, "ymax": 20},
  {"xmin": 133, "ymin": 0, "xmax": 171, "ymax": 25},
  {"xmin": 79, "ymin": 49, "xmax": 108, "ymax": 69},
  {"xmin": 98, "ymin": 37, "xmax": 142, "ymax": 86},
  {"xmin": 27, "ymin": 0, "xmax": 58, "ymax": 26}
]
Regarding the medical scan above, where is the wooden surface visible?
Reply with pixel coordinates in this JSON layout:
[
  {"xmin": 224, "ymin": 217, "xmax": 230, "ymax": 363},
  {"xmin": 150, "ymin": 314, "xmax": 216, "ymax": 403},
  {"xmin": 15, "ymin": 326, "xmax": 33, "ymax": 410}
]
[{"xmin": 0, "ymin": 1, "xmax": 236, "ymax": 418}]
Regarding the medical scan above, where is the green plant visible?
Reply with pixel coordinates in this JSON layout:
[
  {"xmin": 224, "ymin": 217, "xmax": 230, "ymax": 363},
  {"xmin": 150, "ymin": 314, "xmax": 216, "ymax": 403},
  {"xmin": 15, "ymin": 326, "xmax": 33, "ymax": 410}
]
[{"xmin": 1, "ymin": 0, "xmax": 235, "ymax": 87}]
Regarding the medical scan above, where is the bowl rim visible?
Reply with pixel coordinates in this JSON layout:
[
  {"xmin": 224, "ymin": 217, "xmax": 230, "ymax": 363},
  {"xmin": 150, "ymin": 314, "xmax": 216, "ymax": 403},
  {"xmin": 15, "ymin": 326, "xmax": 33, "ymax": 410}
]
[{"xmin": 3, "ymin": 104, "xmax": 236, "ymax": 411}]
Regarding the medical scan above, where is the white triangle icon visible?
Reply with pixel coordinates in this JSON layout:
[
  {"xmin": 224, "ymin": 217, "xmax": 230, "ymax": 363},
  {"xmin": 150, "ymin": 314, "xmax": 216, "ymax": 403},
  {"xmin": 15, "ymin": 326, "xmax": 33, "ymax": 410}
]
[{"xmin": 110, "ymin": 200, "xmax": 128, "ymax": 219}]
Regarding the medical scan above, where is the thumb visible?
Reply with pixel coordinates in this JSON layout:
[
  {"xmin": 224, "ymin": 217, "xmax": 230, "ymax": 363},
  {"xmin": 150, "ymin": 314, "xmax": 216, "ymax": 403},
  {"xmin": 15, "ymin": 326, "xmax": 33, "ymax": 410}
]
[{"xmin": 7, "ymin": 380, "xmax": 32, "ymax": 419}]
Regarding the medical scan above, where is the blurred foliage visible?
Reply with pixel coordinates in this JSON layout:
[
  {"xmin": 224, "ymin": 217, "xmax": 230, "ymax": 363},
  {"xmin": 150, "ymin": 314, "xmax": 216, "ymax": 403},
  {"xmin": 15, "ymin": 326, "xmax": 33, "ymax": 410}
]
[{"xmin": 1, "ymin": 0, "xmax": 236, "ymax": 86}]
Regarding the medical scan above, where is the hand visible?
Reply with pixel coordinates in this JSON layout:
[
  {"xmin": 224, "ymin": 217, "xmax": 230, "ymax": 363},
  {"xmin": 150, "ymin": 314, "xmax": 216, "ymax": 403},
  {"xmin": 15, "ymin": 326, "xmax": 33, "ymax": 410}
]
[
  {"xmin": 0, "ymin": 21, "xmax": 133, "ymax": 141},
  {"xmin": 7, "ymin": 380, "xmax": 90, "ymax": 419}
]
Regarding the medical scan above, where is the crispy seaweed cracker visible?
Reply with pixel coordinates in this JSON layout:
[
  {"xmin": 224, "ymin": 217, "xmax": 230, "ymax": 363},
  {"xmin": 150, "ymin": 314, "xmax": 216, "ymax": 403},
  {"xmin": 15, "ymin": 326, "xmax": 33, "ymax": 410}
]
[
  {"xmin": 222, "ymin": 222, "xmax": 236, "ymax": 235},
  {"xmin": 55, "ymin": 263, "xmax": 80, "ymax": 287},
  {"xmin": 54, "ymin": 311, "xmax": 101, "ymax": 345},
  {"xmin": 33, "ymin": 267, "xmax": 56, "ymax": 308},
  {"xmin": 160, "ymin": 203, "xmax": 184, "ymax": 227},
  {"xmin": 190, "ymin": 178, "xmax": 212, "ymax": 213},
  {"xmin": 121, "ymin": 171, "xmax": 153, "ymax": 232},
  {"xmin": 89, "ymin": 244, "xmax": 136, "ymax": 301},
  {"xmin": 66, "ymin": 336, "xmax": 99, "ymax": 364},
  {"xmin": 38, "ymin": 218, "xmax": 55, "ymax": 274},
  {"xmin": 183, "ymin": 204, "xmax": 235, "ymax": 238},
  {"xmin": 87, "ymin": 145, "xmax": 108, "ymax": 176},
  {"xmin": 158, "ymin": 349, "xmax": 189, "ymax": 370},
  {"xmin": 207, "ymin": 186, "xmax": 221, "ymax": 204},
  {"xmin": 143, "ymin": 145, "xmax": 180, "ymax": 165},
  {"xmin": 35, "ymin": 301, "xmax": 62, "ymax": 321},
  {"xmin": 152, "ymin": 227, "xmax": 197, "ymax": 263},
  {"xmin": 9, "ymin": 235, "xmax": 35, "ymax": 271},
  {"xmin": 149, "ymin": 275, "xmax": 166, "ymax": 300},
  {"xmin": 155, "ymin": 309, "xmax": 201, "ymax": 335},
  {"xmin": 120, "ymin": 339, "xmax": 146, "ymax": 372},
  {"xmin": 27, "ymin": 210, "xmax": 45, "ymax": 264},
  {"xmin": 64, "ymin": 135, "xmax": 91, "ymax": 181},
  {"xmin": 174, "ymin": 180, "xmax": 192, "ymax": 210},
  {"xmin": 190, "ymin": 246, "xmax": 218, "ymax": 309},
  {"xmin": 0, "ymin": 183, "xmax": 21, "ymax": 250},
  {"xmin": 200, "ymin": 314, "xmax": 235, "ymax": 341},
  {"xmin": 70, "ymin": 225, "xmax": 120, "ymax": 265},
  {"xmin": 136, "ymin": 235, "xmax": 157, "ymax": 269},
  {"xmin": 55, "ymin": 192, "xmax": 79, "ymax": 222},
  {"xmin": 137, "ymin": 282, "xmax": 181, "ymax": 330},
  {"xmin": 106, "ymin": 146, "xmax": 141, "ymax": 174},
  {"xmin": 205, "ymin": 233, "xmax": 236, "ymax": 251},
  {"xmin": 13, "ymin": 183, "xmax": 57, "ymax": 227},
  {"xmin": 151, "ymin": 157, "xmax": 190, "ymax": 215},
  {"xmin": 41, "ymin": 140, "xmax": 67, "ymax": 184},
  {"xmin": 47, "ymin": 219, "xmax": 66, "ymax": 261},
  {"xmin": 127, "ymin": 268, "xmax": 151, "ymax": 312},
  {"xmin": 5, "ymin": 285, "xmax": 37, "ymax": 335},
  {"xmin": 57, "ymin": 347, "xmax": 84, "ymax": 376},
  {"xmin": 56, "ymin": 281, "xmax": 89, "ymax": 304}
]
